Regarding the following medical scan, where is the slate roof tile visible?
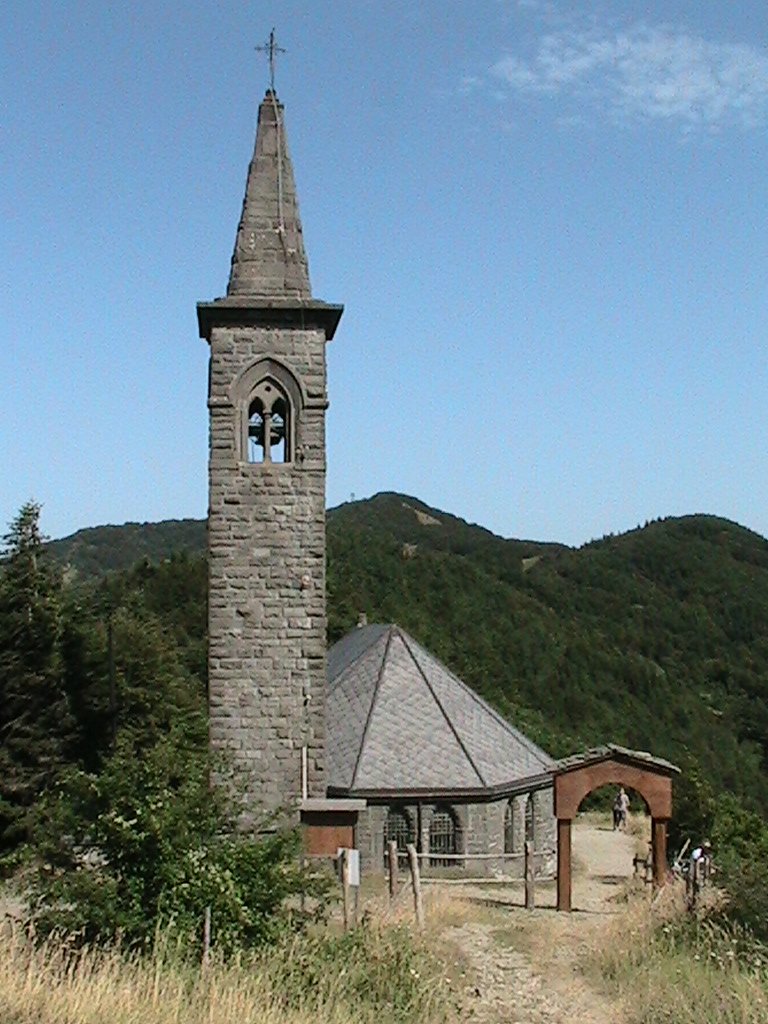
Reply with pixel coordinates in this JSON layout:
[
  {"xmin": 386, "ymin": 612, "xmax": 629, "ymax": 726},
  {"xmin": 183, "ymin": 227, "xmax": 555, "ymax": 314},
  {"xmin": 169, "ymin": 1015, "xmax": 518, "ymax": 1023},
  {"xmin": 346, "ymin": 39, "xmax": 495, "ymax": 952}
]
[
  {"xmin": 326, "ymin": 624, "xmax": 555, "ymax": 796},
  {"xmin": 326, "ymin": 628, "xmax": 388, "ymax": 789}
]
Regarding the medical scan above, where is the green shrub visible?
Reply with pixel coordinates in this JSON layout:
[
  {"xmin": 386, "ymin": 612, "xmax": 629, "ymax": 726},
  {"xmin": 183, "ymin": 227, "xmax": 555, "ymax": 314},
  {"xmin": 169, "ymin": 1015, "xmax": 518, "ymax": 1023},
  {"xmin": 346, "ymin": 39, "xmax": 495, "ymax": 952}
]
[
  {"xmin": 702, "ymin": 793, "xmax": 768, "ymax": 943},
  {"xmin": 27, "ymin": 732, "xmax": 329, "ymax": 952}
]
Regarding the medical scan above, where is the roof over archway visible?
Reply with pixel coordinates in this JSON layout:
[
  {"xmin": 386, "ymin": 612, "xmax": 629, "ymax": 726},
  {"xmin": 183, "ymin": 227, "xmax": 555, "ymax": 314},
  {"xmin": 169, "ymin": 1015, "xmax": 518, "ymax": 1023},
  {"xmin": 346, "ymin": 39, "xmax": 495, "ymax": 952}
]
[
  {"xmin": 552, "ymin": 744, "xmax": 680, "ymax": 819},
  {"xmin": 326, "ymin": 624, "xmax": 555, "ymax": 799},
  {"xmin": 554, "ymin": 743, "xmax": 679, "ymax": 776}
]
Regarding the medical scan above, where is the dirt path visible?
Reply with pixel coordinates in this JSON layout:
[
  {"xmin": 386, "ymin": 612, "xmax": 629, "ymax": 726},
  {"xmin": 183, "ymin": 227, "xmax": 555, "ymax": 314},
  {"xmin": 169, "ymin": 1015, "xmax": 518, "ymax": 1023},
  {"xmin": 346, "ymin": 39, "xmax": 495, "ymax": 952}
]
[{"xmin": 445, "ymin": 818, "xmax": 640, "ymax": 1024}]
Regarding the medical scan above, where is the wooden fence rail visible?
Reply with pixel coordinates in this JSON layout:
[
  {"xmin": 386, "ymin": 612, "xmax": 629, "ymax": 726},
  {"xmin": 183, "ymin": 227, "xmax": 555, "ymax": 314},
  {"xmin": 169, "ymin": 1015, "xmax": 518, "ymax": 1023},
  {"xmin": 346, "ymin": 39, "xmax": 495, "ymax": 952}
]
[{"xmin": 384, "ymin": 848, "xmax": 557, "ymax": 862}]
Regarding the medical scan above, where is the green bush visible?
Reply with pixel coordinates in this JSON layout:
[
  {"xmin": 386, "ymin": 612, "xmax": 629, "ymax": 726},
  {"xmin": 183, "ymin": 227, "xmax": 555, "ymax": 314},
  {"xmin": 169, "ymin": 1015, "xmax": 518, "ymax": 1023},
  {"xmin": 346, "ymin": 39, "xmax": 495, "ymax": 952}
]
[
  {"xmin": 28, "ymin": 732, "xmax": 329, "ymax": 952},
  {"xmin": 713, "ymin": 861, "xmax": 768, "ymax": 945},
  {"xmin": 678, "ymin": 792, "xmax": 768, "ymax": 944},
  {"xmin": 666, "ymin": 756, "xmax": 717, "ymax": 855}
]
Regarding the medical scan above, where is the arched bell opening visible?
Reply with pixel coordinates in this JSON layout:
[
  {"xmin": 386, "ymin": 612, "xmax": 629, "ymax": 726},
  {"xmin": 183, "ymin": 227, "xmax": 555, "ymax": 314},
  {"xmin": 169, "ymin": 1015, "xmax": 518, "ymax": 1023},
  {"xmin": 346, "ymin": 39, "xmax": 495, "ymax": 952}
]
[{"xmin": 246, "ymin": 378, "xmax": 291, "ymax": 464}]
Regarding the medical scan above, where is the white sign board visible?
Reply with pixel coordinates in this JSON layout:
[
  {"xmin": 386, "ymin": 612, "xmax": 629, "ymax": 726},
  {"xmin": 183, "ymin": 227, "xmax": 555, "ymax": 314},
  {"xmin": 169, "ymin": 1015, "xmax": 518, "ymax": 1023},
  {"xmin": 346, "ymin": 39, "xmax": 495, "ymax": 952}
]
[{"xmin": 336, "ymin": 847, "xmax": 361, "ymax": 887}]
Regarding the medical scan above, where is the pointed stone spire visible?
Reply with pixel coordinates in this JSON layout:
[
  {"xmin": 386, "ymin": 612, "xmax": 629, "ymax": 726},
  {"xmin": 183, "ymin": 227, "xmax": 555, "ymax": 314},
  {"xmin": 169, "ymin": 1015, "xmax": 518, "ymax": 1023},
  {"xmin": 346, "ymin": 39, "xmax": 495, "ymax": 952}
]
[{"xmin": 227, "ymin": 90, "xmax": 311, "ymax": 299}]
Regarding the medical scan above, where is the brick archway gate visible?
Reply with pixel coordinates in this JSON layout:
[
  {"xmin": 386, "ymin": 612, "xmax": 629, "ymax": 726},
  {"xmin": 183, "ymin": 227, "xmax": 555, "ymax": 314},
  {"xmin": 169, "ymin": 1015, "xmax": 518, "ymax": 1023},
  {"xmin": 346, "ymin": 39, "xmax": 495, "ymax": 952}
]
[{"xmin": 553, "ymin": 745, "xmax": 680, "ymax": 912}]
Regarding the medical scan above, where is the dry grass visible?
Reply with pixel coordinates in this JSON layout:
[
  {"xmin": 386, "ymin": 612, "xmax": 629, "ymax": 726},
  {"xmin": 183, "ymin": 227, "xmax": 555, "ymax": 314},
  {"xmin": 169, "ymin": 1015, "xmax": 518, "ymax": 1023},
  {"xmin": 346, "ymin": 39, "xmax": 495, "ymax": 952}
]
[
  {"xmin": 1, "ymin": 928, "xmax": 306, "ymax": 1024},
  {"xmin": 0, "ymin": 869, "xmax": 491, "ymax": 1024},
  {"xmin": 0, "ymin": 913, "xmax": 457, "ymax": 1024},
  {"xmin": 359, "ymin": 873, "xmax": 503, "ymax": 932},
  {"xmin": 585, "ymin": 884, "xmax": 768, "ymax": 1024}
]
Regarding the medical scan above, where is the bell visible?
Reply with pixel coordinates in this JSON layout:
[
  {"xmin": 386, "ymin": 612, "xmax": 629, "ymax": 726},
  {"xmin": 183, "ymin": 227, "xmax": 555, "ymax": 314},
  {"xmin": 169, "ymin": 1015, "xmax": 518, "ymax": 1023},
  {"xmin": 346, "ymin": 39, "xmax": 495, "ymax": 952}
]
[
  {"xmin": 270, "ymin": 415, "xmax": 285, "ymax": 445},
  {"xmin": 248, "ymin": 420, "xmax": 265, "ymax": 446}
]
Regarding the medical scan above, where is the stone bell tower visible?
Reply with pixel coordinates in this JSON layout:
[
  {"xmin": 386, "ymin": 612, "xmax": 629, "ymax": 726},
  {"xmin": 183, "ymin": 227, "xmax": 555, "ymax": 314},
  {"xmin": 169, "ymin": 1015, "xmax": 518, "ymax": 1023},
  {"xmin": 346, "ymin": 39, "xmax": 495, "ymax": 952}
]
[{"xmin": 197, "ymin": 88, "xmax": 342, "ymax": 815}]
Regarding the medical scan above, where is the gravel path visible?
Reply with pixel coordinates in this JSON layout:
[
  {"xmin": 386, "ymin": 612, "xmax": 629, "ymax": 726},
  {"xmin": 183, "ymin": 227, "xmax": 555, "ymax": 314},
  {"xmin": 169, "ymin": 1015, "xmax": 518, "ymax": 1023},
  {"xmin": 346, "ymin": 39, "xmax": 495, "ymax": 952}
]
[{"xmin": 447, "ymin": 818, "xmax": 639, "ymax": 1024}]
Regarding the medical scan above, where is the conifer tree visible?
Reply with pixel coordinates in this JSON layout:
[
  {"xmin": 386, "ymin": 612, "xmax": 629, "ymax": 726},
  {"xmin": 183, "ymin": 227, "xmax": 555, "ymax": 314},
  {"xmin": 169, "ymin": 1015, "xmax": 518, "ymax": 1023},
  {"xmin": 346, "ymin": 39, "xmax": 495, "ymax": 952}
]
[{"xmin": 0, "ymin": 502, "xmax": 74, "ymax": 849}]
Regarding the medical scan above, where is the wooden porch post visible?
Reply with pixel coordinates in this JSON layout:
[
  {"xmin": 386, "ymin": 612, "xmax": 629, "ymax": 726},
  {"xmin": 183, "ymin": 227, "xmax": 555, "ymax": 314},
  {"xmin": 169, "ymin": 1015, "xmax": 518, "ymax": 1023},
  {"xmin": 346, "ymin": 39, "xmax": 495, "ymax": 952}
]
[
  {"xmin": 556, "ymin": 817, "xmax": 572, "ymax": 912},
  {"xmin": 651, "ymin": 817, "xmax": 668, "ymax": 888}
]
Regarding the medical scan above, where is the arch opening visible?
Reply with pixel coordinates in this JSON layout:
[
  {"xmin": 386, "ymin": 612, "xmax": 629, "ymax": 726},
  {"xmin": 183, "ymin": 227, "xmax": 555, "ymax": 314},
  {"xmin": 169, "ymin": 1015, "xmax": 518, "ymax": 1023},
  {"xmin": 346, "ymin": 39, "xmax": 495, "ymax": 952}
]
[
  {"xmin": 247, "ymin": 378, "xmax": 291, "ymax": 464},
  {"xmin": 577, "ymin": 783, "xmax": 650, "ymax": 823},
  {"xmin": 429, "ymin": 806, "xmax": 461, "ymax": 868},
  {"xmin": 383, "ymin": 807, "xmax": 415, "ymax": 868},
  {"xmin": 503, "ymin": 800, "xmax": 514, "ymax": 855},
  {"xmin": 553, "ymin": 753, "xmax": 676, "ymax": 912},
  {"xmin": 524, "ymin": 793, "xmax": 535, "ymax": 846}
]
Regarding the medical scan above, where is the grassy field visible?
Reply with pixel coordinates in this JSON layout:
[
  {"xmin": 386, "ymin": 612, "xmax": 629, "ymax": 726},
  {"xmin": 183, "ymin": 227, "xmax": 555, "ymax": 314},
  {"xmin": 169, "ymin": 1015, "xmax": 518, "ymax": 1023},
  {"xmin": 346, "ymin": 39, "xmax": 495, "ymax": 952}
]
[
  {"xmin": 5, "ymin": 835, "xmax": 768, "ymax": 1024},
  {"xmin": 589, "ymin": 885, "xmax": 768, "ymax": 1024},
  {"xmin": 0, "ymin": 923, "xmax": 458, "ymax": 1024},
  {"xmin": 0, "ymin": 882, "xmax": 472, "ymax": 1024}
]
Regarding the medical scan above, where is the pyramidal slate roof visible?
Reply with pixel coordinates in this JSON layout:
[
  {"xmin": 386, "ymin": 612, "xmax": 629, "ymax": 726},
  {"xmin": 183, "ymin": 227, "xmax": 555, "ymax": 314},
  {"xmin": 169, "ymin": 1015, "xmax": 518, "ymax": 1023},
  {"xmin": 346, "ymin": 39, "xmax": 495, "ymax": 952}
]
[{"xmin": 326, "ymin": 625, "xmax": 555, "ymax": 797}]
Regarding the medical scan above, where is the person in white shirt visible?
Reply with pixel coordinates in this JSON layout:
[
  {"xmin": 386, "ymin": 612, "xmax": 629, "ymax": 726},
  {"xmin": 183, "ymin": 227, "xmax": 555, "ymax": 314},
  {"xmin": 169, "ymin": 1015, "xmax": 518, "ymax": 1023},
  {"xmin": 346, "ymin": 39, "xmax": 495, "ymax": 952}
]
[{"xmin": 687, "ymin": 839, "xmax": 713, "ymax": 905}]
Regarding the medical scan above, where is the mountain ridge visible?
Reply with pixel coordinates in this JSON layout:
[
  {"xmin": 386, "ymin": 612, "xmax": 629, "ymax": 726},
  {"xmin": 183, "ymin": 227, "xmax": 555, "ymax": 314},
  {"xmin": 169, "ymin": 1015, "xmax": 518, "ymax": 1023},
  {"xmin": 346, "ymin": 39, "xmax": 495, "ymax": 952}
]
[
  {"xmin": 47, "ymin": 492, "xmax": 767, "ymax": 579},
  {"xmin": 41, "ymin": 491, "xmax": 768, "ymax": 813}
]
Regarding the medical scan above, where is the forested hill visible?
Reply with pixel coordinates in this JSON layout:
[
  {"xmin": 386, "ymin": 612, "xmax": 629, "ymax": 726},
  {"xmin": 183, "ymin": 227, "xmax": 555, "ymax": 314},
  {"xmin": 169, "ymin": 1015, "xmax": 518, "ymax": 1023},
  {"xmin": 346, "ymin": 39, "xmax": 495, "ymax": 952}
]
[
  {"xmin": 326, "ymin": 494, "xmax": 768, "ymax": 807},
  {"xmin": 44, "ymin": 492, "xmax": 768, "ymax": 813},
  {"xmin": 47, "ymin": 518, "xmax": 206, "ymax": 576}
]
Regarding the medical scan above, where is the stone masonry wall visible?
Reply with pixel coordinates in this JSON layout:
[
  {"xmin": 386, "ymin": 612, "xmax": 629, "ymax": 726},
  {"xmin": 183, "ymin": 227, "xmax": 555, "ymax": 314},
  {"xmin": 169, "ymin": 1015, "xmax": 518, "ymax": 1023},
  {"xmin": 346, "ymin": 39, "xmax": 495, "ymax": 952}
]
[
  {"xmin": 356, "ymin": 790, "xmax": 556, "ymax": 878},
  {"xmin": 208, "ymin": 323, "xmax": 328, "ymax": 817}
]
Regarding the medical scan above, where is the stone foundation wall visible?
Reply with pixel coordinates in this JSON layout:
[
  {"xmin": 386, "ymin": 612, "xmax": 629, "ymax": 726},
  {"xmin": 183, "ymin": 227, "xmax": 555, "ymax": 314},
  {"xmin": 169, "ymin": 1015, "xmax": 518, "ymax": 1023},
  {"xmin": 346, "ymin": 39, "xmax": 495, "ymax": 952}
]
[{"xmin": 355, "ymin": 789, "xmax": 556, "ymax": 878}]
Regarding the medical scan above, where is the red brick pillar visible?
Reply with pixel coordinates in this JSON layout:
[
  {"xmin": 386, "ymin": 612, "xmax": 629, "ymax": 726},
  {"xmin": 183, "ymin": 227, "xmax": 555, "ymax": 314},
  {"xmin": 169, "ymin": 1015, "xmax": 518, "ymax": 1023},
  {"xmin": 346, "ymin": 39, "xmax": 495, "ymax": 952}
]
[
  {"xmin": 556, "ymin": 818, "xmax": 572, "ymax": 912},
  {"xmin": 651, "ymin": 817, "xmax": 668, "ymax": 888}
]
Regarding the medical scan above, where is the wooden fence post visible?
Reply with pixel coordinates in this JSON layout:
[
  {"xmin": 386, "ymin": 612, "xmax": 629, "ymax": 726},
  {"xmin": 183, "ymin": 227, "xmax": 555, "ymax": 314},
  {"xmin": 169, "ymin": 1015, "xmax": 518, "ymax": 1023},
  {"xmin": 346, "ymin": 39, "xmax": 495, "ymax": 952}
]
[
  {"xmin": 202, "ymin": 906, "xmax": 211, "ymax": 968},
  {"xmin": 406, "ymin": 843, "xmax": 424, "ymax": 928},
  {"xmin": 524, "ymin": 840, "xmax": 535, "ymax": 909},
  {"xmin": 340, "ymin": 848, "xmax": 352, "ymax": 932},
  {"xmin": 387, "ymin": 840, "xmax": 399, "ymax": 902}
]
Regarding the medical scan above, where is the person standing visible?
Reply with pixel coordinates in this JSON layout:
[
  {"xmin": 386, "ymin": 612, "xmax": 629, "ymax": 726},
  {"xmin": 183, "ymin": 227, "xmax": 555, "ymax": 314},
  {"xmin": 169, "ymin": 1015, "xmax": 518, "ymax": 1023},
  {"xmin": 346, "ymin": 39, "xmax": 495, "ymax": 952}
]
[
  {"xmin": 612, "ymin": 792, "xmax": 622, "ymax": 831},
  {"xmin": 687, "ymin": 839, "xmax": 712, "ymax": 908},
  {"xmin": 617, "ymin": 787, "xmax": 630, "ymax": 831}
]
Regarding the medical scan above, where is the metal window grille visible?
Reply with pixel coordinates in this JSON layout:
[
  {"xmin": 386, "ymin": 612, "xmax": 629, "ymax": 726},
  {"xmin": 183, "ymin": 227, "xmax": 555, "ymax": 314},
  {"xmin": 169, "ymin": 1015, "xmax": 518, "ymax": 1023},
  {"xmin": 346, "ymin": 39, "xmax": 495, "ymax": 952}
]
[
  {"xmin": 429, "ymin": 808, "xmax": 460, "ymax": 867},
  {"xmin": 503, "ymin": 800, "xmax": 514, "ymax": 854},
  {"xmin": 383, "ymin": 809, "xmax": 414, "ymax": 867}
]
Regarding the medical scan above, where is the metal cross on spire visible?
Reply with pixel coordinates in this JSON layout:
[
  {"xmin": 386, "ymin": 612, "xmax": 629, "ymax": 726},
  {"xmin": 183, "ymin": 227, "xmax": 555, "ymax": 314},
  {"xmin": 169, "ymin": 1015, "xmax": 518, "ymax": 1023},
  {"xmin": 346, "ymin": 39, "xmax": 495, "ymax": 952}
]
[{"xmin": 255, "ymin": 28, "xmax": 286, "ymax": 92}]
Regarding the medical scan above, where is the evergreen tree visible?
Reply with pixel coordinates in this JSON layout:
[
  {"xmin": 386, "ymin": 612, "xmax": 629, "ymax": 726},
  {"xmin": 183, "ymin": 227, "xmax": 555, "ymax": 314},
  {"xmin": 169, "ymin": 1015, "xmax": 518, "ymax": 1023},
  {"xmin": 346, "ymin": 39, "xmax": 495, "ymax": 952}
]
[{"xmin": 0, "ymin": 502, "xmax": 75, "ymax": 849}]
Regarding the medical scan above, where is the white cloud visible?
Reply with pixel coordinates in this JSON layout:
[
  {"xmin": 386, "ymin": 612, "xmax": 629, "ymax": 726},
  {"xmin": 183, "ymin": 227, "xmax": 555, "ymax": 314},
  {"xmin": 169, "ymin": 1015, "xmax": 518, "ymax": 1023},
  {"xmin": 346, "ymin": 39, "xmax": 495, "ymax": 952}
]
[
  {"xmin": 458, "ymin": 74, "xmax": 483, "ymax": 96},
  {"xmin": 515, "ymin": 0, "xmax": 553, "ymax": 11},
  {"xmin": 491, "ymin": 23, "xmax": 768, "ymax": 131}
]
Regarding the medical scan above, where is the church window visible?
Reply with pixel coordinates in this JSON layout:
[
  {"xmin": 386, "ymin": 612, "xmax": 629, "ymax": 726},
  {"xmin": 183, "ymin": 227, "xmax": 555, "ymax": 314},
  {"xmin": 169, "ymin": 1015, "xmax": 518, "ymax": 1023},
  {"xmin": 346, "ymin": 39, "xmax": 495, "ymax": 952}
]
[
  {"xmin": 383, "ymin": 807, "xmax": 414, "ymax": 868},
  {"xmin": 247, "ymin": 378, "xmax": 291, "ymax": 464},
  {"xmin": 429, "ymin": 806, "xmax": 461, "ymax": 867}
]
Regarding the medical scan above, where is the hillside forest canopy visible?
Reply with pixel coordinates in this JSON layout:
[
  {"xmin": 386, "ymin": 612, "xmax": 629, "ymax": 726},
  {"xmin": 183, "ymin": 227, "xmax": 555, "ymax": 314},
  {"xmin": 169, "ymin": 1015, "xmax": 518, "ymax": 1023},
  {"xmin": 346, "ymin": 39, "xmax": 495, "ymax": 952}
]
[{"xmin": 4, "ymin": 490, "xmax": 768, "ymax": 862}]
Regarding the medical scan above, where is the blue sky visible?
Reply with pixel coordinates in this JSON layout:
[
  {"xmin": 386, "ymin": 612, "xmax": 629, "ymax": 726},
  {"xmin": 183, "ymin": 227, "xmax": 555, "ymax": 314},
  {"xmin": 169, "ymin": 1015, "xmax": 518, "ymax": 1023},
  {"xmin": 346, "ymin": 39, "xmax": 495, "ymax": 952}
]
[{"xmin": 2, "ymin": 0, "xmax": 767, "ymax": 546}]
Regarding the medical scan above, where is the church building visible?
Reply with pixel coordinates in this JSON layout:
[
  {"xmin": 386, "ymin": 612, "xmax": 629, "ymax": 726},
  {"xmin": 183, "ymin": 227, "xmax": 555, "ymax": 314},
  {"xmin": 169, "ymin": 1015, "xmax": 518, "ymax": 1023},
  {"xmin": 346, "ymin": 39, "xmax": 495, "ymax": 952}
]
[
  {"xmin": 327, "ymin": 623, "xmax": 555, "ymax": 874},
  {"xmin": 197, "ymin": 83, "xmax": 556, "ymax": 874}
]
